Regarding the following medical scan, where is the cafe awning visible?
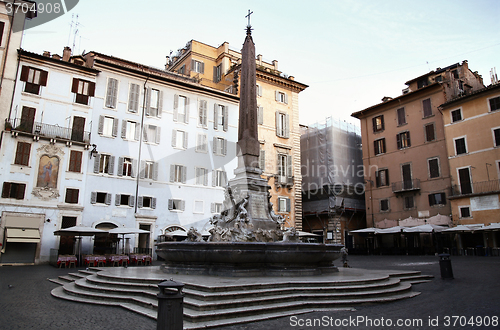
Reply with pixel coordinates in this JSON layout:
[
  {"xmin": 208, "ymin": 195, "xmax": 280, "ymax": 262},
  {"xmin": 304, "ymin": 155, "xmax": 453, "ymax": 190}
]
[{"xmin": 6, "ymin": 228, "xmax": 41, "ymax": 243}]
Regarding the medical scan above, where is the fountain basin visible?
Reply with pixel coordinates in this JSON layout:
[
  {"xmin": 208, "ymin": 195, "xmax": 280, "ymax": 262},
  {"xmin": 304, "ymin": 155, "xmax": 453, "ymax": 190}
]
[{"xmin": 156, "ymin": 241, "xmax": 343, "ymax": 276}]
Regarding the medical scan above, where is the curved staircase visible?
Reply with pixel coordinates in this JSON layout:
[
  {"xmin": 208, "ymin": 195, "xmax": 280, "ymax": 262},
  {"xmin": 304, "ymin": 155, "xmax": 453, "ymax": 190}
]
[{"xmin": 49, "ymin": 266, "xmax": 432, "ymax": 329}]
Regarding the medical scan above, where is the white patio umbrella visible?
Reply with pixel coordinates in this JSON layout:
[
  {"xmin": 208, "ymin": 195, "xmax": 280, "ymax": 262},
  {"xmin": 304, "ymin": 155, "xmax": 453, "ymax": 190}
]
[
  {"xmin": 350, "ymin": 227, "xmax": 381, "ymax": 234},
  {"xmin": 476, "ymin": 223, "xmax": 500, "ymax": 231},
  {"xmin": 297, "ymin": 230, "xmax": 321, "ymax": 237},
  {"xmin": 442, "ymin": 225, "xmax": 475, "ymax": 233},
  {"xmin": 108, "ymin": 227, "xmax": 150, "ymax": 254},
  {"xmin": 377, "ymin": 226, "xmax": 407, "ymax": 234},
  {"xmin": 403, "ymin": 224, "xmax": 448, "ymax": 233}
]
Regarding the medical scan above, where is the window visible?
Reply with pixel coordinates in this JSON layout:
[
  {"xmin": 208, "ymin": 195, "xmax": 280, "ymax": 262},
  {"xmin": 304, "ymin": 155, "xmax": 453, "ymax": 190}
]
[
  {"xmin": 115, "ymin": 194, "xmax": 134, "ymax": 207},
  {"xmin": 213, "ymin": 64, "xmax": 222, "ymax": 83},
  {"xmin": 454, "ymin": 137, "xmax": 467, "ymax": 155},
  {"xmin": 72, "ymin": 78, "xmax": 95, "ymax": 105},
  {"xmin": 94, "ymin": 154, "xmax": 114, "ymax": 175},
  {"xmin": 122, "ymin": 120, "xmax": 139, "ymax": 141},
  {"xmin": 214, "ymin": 104, "xmax": 228, "ymax": 131},
  {"xmin": 212, "ymin": 169, "xmax": 227, "ymax": 187},
  {"xmin": 276, "ymin": 111, "xmax": 289, "ymax": 138},
  {"xmin": 451, "ymin": 109, "xmax": 462, "ymax": 123},
  {"xmin": 372, "ymin": 115, "xmax": 384, "ymax": 132},
  {"xmin": 198, "ymin": 100, "xmax": 208, "ymax": 127},
  {"xmin": 195, "ymin": 167, "xmax": 208, "ymax": 186},
  {"xmin": 68, "ymin": 150, "xmax": 83, "ymax": 173},
  {"xmin": 146, "ymin": 88, "xmax": 162, "ymax": 117},
  {"xmin": 105, "ymin": 78, "xmax": 118, "ymax": 108},
  {"xmin": 139, "ymin": 196, "xmax": 156, "ymax": 209},
  {"xmin": 196, "ymin": 133, "xmax": 208, "ymax": 153},
  {"xmin": 14, "ymin": 141, "xmax": 31, "ymax": 166},
  {"xmin": 91, "ymin": 192, "xmax": 111, "ymax": 205},
  {"xmin": 397, "ymin": 107, "xmax": 406, "ymax": 126},
  {"xmin": 144, "ymin": 124, "xmax": 161, "ymax": 144},
  {"xmin": 397, "ymin": 131, "xmax": 411, "ymax": 149},
  {"xmin": 459, "ymin": 206, "xmax": 471, "ymax": 218},
  {"xmin": 168, "ymin": 199, "xmax": 185, "ymax": 211},
  {"xmin": 275, "ymin": 91, "xmax": 288, "ymax": 104},
  {"xmin": 278, "ymin": 197, "xmax": 291, "ymax": 213},
  {"xmin": 277, "ymin": 154, "xmax": 293, "ymax": 185},
  {"xmin": 119, "ymin": 157, "xmax": 134, "ymax": 177},
  {"xmin": 172, "ymin": 129, "xmax": 187, "ymax": 149},
  {"xmin": 428, "ymin": 192, "xmax": 446, "ymax": 206},
  {"xmin": 0, "ymin": 21, "xmax": 4, "ymax": 46},
  {"xmin": 489, "ymin": 96, "xmax": 500, "ymax": 112},
  {"xmin": 374, "ymin": 138, "xmax": 386, "ymax": 155},
  {"xmin": 428, "ymin": 158, "xmax": 440, "ymax": 178},
  {"xmin": 178, "ymin": 65, "xmax": 185, "ymax": 75},
  {"xmin": 403, "ymin": 196, "xmax": 414, "ymax": 210},
  {"xmin": 458, "ymin": 167, "xmax": 472, "ymax": 195},
  {"xmin": 20, "ymin": 66, "xmax": 48, "ymax": 95},
  {"xmin": 376, "ymin": 169, "xmax": 389, "ymax": 187},
  {"xmin": 257, "ymin": 106, "xmax": 264, "ymax": 125},
  {"xmin": 425, "ymin": 123, "xmax": 435, "ymax": 142},
  {"xmin": 141, "ymin": 160, "xmax": 158, "ymax": 180},
  {"xmin": 98, "ymin": 116, "xmax": 118, "ymax": 137},
  {"xmin": 422, "ymin": 98, "xmax": 432, "ymax": 117},
  {"xmin": 417, "ymin": 78, "xmax": 429, "ymax": 89},
  {"xmin": 170, "ymin": 164, "xmax": 186, "ymax": 183},
  {"xmin": 174, "ymin": 95, "xmax": 189, "ymax": 123},
  {"xmin": 494, "ymin": 128, "xmax": 500, "ymax": 147},
  {"xmin": 65, "ymin": 188, "xmax": 79, "ymax": 204},
  {"xmin": 380, "ymin": 199, "xmax": 389, "ymax": 212},
  {"xmin": 211, "ymin": 202, "xmax": 223, "ymax": 213},
  {"xmin": 1, "ymin": 182, "xmax": 26, "ymax": 199},
  {"xmin": 128, "ymin": 83, "xmax": 140, "ymax": 113},
  {"xmin": 213, "ymin": 137, "xmax": 227, "ymax": 156},
  {"xmin": 191, "ymin": 59, "xmax": 204, "ymax": 74}
]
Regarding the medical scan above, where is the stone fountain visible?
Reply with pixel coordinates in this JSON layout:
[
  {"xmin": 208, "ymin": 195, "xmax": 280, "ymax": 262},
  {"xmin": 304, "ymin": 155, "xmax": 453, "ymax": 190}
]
[{"xmin": 156, "ymin": 22, "xmax": 342, "ymax": 277}]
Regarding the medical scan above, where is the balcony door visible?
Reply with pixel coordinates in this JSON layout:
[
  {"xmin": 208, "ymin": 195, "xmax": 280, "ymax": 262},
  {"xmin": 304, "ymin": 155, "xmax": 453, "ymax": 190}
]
[
  {"xmin": 458, "ymin": 167, "xmax": 472, "ymax": 195},
  {"xmin": 402, "ymin": 164, "xmax": 412, "ymax": 190},
  {"xmin": 20, "ymin": 106, "xmax": 35, "ymax": 133},
  {"xmin": 71, "ymin": 116, "xmax": 85, "ymax": 142}
]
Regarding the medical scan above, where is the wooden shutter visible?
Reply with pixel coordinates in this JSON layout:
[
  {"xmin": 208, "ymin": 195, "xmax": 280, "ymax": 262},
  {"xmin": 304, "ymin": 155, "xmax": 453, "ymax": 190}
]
[
  {"xmin": 39, "ymin": 70, "xmax": 48, "ymax": 86},
  {"xmin": 117, "ymin": 157, "xmax": 124, "ymax": 176},
  {"xmin": 128, "ymin": 195, "xmax": 135, "ymax": 207},
  {"xmin": 132, "ymin": 159, "xmax": 138, "ymax": 178},
  {"xmin": 214, "ymin": 104, "xmax": 218, "ymax": 129},
  {"xmin": 173, "ymin": 94, "xmax": 179, "ymax": 122},
  {"xmin": 121, "ymin": 120, "xmax": 127, "ymax": 139},
  {"xmin": 258, "ymin": 106, "xmax": 263, "ymax": 125},
  {"xmin": 138, "ymin": 196, "xmax": 144, "ymax": 208},
  {"xmin": 152, "ymin": 197, "xmax": 157, "ymax": 209},
  {"xmin": 168, "ymin": 199, "xmax": 173, "ymax": 210},
  {"xmin": 286, "ymin": 155, "xmax": 293, "ymax": 179},
  {"xmin": 223, "ymin": 106, "xmax": 228, "ymax": 131},
  {"xmin": 20, "ymin": 66, "xmax": 29, "ymax": 82},
  {"xmin": 134, "ymin": 123, "xmax": 140, "ymax": 141},
  {"xmin": 275, "ymin": 111, "xmax": 280, "ymax": 136},
  {"xmin": 171, "ymin": 129, "xmax": 176, "ymax": 147},
  {"xmin": 213, "ymin": 137, "xmax": 217, "ymax": 154},
  {"xmin": 145, "ymin": 87, "xmax": 151, "ymax": 116},
  {"xmin": 143, "ymin": 125, "xmax": 148, "ymax": 142},
  {"xmin": 115, "ymin": 194, "xmax": 121, "ymax": 206},
  {"xmin": 128, "ymin": 83, "xmax": 139, "ymax": 112},
  {"xmin": 183, "ymin": 131, "xmax": 188, "ymax": 149},
  {"xmin": 406, "ymin": 131, "xmax": 411, "ymax": 147},
  {"xmin": 170, "ymin": 164, "xmax": 175, "ymax": 182},
  {"xmin": 286, "ymin": 198, "xmax": 291, "ymax": 212},
  {"xmin": 93, "ymin": 155, "xmax": 100, "ymax": 173},
  {"xmin": 16, "ymin": 184, "xmax": 26, "ymax": 200},
  {"xmin": 284, "ymin": 114, "xmax": 290, "ymax": 138},
  {"xmin": 425, "ymin": 124, "xmax": 435, "ymax": 142},
  {"xmin": 284, "ymin": 93, "xmax": 288, "ymax": 104},
  {"xmin": 180, "ymin": 200, "xmax": 185, "ymax": 211},
  {"xmin": 397, "ymin": 133, "xmax": 402, "ymax": 149},
  {"xmin": 157, "ymin": 90, "xmax": 163, "ymax": 117},
  {"xmin": 112, "ymin": 118, "xmax": 119, "ymax": 137},
  {"xmin": 71, "ymin": 78, "xmax": 79, "ymax": 93},
  {"xmin": 182, "ymin": 166, "xmax": 187, "ymax": 184},
  {"xmin": 213, "ymin": 66, "xmax": 217, "ymax": 83},
  {"xmin": 153, "ymin": 162, "xmax": 159, "ymax": 181},
  {"xmin": 98, "ymin": 115, "xmax": 104, "ymax": 135},
  {"xmin": 204, "ymin": 169, "xmax": 208, "ymax": 186},
  {"xmin": 90, "ymin": 191, "xmax": 97, "ymax": 204},
  {"xmin": 88, "ymin": 82, "xmax": 96, "ymax": 97},
  {"xmin": 105, "ymin": 78, "xmax": 116, "ymax": 108},
  {"xmin": 223, "ymin": 138, "xmax": 227, "ymax": 156},
  {"xmin": 212, "ymin": 171, "xmax": 216, "ymax": 186},
  {"xmin": 140, "ymin": 160, "xmax": 146, "ymax": 179},
  {"xmin": 275, "ymin": 90, "xmax": 280, "ymax": 102},
  {"xmin": 108, "ymin": 156, "xmax": 115, "ymax": 175},
  {"xmin": 105, "ymin": 193, "xmax": 112, "ymax": 205},
  {"xmin": 184, "ymin": 98, "xmax": 190, "ymax": 123}
]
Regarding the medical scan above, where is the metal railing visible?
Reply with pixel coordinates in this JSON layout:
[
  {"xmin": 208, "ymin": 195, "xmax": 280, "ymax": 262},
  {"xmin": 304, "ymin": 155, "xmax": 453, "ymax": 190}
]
[
  {"xmin": 392, "ymin": 179, "xmax": 421, "ymax": 193},
  {"xmin": 5, "ymin": 118, "xmax": 90, "ymax": 144},
  {"xmin": 450, "ymin": 179, "xmax": 500, "ymax": 197}
]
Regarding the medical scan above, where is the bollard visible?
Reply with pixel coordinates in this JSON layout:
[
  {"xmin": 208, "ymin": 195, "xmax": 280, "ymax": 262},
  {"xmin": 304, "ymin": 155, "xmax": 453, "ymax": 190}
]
[
  {"xmin": 438, "ymin": 253, "xmax": 454, "ymax": 279},
  {"xmin": 157, "ymin": 279, "xmax": 184, "ymax": 330}
]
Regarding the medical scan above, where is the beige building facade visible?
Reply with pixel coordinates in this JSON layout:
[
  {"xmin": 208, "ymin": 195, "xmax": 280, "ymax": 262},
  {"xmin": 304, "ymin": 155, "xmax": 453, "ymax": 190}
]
[
  {"xmin": 352, "ymin": 61, "xmax": 484, "ymax": 229},
  {"xmin": 165, "ymin": 40, "xmax": 308, "ymax": 229}
]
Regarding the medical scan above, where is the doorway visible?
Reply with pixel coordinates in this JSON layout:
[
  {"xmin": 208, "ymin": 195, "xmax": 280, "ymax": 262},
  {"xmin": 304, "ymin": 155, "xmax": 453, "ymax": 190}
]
[
  {"xmin": 137, "ymin": 224, "xmax": 151, "ymax": 254},
  {"xmin": 58, "ymin": 216, "xmax": 77, "ymax": 255}
]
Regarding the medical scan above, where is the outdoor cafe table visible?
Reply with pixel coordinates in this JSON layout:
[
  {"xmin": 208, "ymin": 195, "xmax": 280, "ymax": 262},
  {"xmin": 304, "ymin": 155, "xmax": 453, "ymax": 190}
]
[
  {"xmin": 107, "ymin": 254, "xmax": 129, "ymax": 266},
  {"xmin": 83, "ymin": 255, "xmax": 106, "ymax": 266},
  {"xmin": 129, "ymin": 254, "xmax": 152, "ymax": 265},
  {"xmin": 57, "ymin": 255, "xmax": 77, "ymax": 267}
]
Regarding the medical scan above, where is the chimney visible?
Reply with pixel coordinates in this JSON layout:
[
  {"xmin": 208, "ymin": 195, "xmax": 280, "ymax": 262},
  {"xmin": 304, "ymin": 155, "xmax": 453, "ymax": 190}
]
[
  {"xmin": 62, "ymin": 47, "xmax": 71, "ymax": 62},
  {"xmin": 51, "ymin": 54, "xmax": 61, "ymax": 60},
  {"xmin": 43, "ymin": 51, "xmax": 50, "ymax": 57},
  {"xmin": 272, "ymin": 60, "xmax": 278, "ymax": 71},
  {"xmin": 85, "ymin": 53, "xmax": 95, "ymax": 68}
]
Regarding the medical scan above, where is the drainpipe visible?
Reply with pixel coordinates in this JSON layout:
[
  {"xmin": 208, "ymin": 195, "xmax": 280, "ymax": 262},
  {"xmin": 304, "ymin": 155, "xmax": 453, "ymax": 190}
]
[{"xmin": 135, "ymin": 74, "xmax": 149, "ymax": 213}]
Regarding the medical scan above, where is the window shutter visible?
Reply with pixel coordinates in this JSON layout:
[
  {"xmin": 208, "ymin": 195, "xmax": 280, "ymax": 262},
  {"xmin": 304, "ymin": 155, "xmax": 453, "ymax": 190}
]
[
  {"xmin": 214, "ymin": 104, "xmax": 218, "ymax": 129},
  {"xmin": 183, "ymin": 131, "xmax": 188, "ymax": 149},
  {"xmin": 105, "ymin": 193, "xmax": 112, "ymax": 205},
  {"xmin": 138, "ymin": 196, "xmax": 143, "ymax": 208},
  {"xmin": 200, "ymin": 62, "xmax": 205, "ymax": 74},
  {"xmin": 212, "ymin": 171, "xmax": 216, "ymax": 186},
  {"xmin": 213, "ymin": 137, "xmax": 217, "ymax": 154},
  {"xmin": 88, "ymin": 82, "xmax": 96, "ymax": 97},
  {"xmin": 91, "ymin": 191, "xmax": 97, "ymax": 204},
  {"xmin": 128, "ymin": 84, "xmax": 138, "ymax": 112},
  {"xmin": 223, "ymin": 171, "xmax": 227, "ymax": 186},
  {"xmin": 407, "ymin": 131, "xmax": 411, "ymax": 147},
  {"xmin": 382, "ymin": 139, "xmax": 386, "ymax": 153},
  {"xmin": 93, "ymin": 155, "xmax": 100, "ymax": 173},
  {"xmin": 157, "ymin": 90, "xmax": 163, "ymax": 117},
  {"xmin": 258, "ymin": 106, "xmax": 263, "ymax": 125},
  {"xmin": 135, "ymin": 123, "xmax": 140, "ymax": 141},
  {"xmin": 428, "ymin": 194, "xmax": 436, "ymax": 206},
  {"xmin": 121, "ymin": 120, "xmax": 127, "ymax": 139},
  {"xmin": 105, "ymin": 78, "xmax": 114, "ymax": 108},
  {"xmin": 223, "ymin": 106, "xmax": 228, "ymax": 131},
  {"xmin": 275, "ymin": 111, "xmax": 280, "ymax": 136},
  {"xmin": 223, "ymin": 138, "xmax": 227, "ymax": 156},
  {"xmin": 98, "ymin": 115, "xmax": 104, "ymax": 135},
  {"xmin": 202, "ymin": 100, "xmax": 208, "ymax": 127},
  {"xmin": 156, "ymin": 126, "xmax": 161, "ymax": 144},
  {"xmin": 117, "ymin": 157, "xmax": 124, "ymax": 176},
  {"xmin": 170, "ymin": 164, "xmax": 175, "ymax": 182},
  {"xmin": 173, "ymin": 94, "xmax": 179, "ymax": 122},
  {"xmin": 277, "ymin": 153, "xmax": 282, "ymax": 175},
  {"xmin": 284, "ymin": 114, "xmax": 290, "ymax": 138},
  {"xmin": 128, "ymin": 195, "xmax": 135, "ymax": 207},
  {"xmin": 112, "ymin": 118, "xmax": 119, "ymax": 137},
  {"xmin": 275, "ymin": 90, "xmax": 279, "ymax": 102},
  {"xmin": 131, "ymin": 159, "xmax": 138, "ymax": 178},
  {"xmin": 171, "ymin": 129, "xmax": 176, "ymax": 147},
  {"xmin": 20, "ymin": 66, "xmax": 29, "ymax": 82},
  {"xmin": 140, "ymin": 160, "xmax": 146, "ymax": 179},
  {"xmin": 397, "ymin": 134, "xmax": 401, "ymax": 149},
  {"xmin": 39, "ymin": 70, "xmax": 48, "ymax": 86},
  {"xmin": 108, "ymin": 156, "xmax": 115, "ymax": 175},
  {"xmin": 71, "ymin": 78, "xmax": 79, "ymax": 93},
  {"xmin": 108, "ymin": 78, "xmax": 117, "ymax": 108},
  {"xmin": 259, "ymin": 150, "xmax": 265, "ymax": 170},
  {"xmin": 373, "ymin": 140, "xmax": 378, "ymax": 154},
  {"xmin": 143, "ymin": 125, "xmax": 148, "ymax": 142},
  {"xmin": 372, "ymin": 117, "xmax": 377, "ymax": 133},
  {"xmin": 153, "ymin": 162, "xmax": 159, "ymax": 181},
  {"xmin": 204, "ymin": 169, "xmax": 208, "ymax": 186},
  {"xmin": 184, "ymin": 98, "xmax": 190, "ymax": 124},
  {"xmin": 286, "ymin": 198, "xmax": 291, "ymax": 212},
  {"xmin": 152, "ymin": 197, "xmax": 157, "ymax": 209},
  {"xmin": 115, "ymin": 194, "xmax": 121, "ymax": 206},
  {"xmin": 287, "ymin": 155, "xmax": 293, "ymax": 178},
  {"xmin": 211, "ymin": 203, "xmax": 215, "ymax": 213},
  {"xmin": 284, "ymin": 93, "xmax": 288, "ymax": 104},
  {"xmin": 168, "ymin": 199, "xmax": 173, "ymax": 210},
  {"xmin": 182, "ymin": 166, "xmax": 187, "ymax": 184},
  {"xmin": 179, "ymin": 200, "xmax": 185, "ymax": 211},
  {"xmin": 16, "ymin": 184, "xmax": 26, "ymax": 200},
  {"xmin": 213, "ymin": 66, "xmax": 217, "ymax": 83},
  {"xmin": 145, "ymin": 87, "xmax": 151, "ymax": 116}
]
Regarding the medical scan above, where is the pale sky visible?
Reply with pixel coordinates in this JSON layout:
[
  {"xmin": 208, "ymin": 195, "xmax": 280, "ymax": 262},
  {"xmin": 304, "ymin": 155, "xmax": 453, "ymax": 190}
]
[{"xmin": 21, "ymin": 0, "xmax": 500, "ymax": 127}]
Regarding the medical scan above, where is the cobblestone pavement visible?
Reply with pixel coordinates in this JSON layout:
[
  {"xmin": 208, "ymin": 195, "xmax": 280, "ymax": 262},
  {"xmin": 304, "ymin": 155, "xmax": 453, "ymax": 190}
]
[{"xmin": 1, "ymin": 255, "xmax": 499, "ymax": 330}]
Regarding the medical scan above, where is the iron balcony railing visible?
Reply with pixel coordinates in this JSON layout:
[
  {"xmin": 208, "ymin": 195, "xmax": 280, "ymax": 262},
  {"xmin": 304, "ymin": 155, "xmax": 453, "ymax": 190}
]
[
  {"xmin": 450, "ymin": 179, "xmax": 500, "ymax": 197},
  {"xmin": 5, "ymin": 118, "xmax": 90, "ymax": 144},
  {"xmin": 392, "ymin": 179, "xmax": 421, "ymax": 193}
]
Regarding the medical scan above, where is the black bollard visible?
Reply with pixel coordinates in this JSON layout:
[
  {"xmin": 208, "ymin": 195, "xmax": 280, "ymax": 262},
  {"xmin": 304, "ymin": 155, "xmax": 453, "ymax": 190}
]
[{"xmin": 157, "ymin": 279, "xmax": 184, "ymax": 330}]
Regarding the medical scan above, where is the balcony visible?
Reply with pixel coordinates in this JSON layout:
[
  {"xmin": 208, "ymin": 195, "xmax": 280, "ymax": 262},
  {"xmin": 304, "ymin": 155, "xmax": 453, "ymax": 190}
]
[
  {"xmin": 449, "ymin": 179, "xmax": 500, "ymax": 198},
  {"xmin": 392, "ymin": 179, "xmax": 421, "ymax": 193},
  {"xmin": 274, "ymin": 174, "xmax": 294, "ymax": 188},
  {"xmin": 5, "ymin": 118, "xmax": 90, "ymax": 145}
]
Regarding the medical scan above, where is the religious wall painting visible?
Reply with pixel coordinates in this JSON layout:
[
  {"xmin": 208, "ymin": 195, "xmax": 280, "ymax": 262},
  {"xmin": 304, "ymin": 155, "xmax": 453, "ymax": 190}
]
[{"xmin": 36, "ymin": 155, "xmax": 59, "ymax": 188}]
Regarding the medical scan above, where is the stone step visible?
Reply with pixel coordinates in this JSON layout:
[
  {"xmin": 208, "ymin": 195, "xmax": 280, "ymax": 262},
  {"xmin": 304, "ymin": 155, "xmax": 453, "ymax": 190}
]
[
  {"xmin": 85, "ymin": 274, "xmax": 158, "ymax": 291},
  {"xmin": 57, "ymin": 275, "xmax": 77, "ymax": 283},
  {"xmin": 74, "ymin": 277, "xmax": 158, "ymax": 297},
  {"xmin": 48, "ymin": 278, "xmax": 67, "ymax": 286}
]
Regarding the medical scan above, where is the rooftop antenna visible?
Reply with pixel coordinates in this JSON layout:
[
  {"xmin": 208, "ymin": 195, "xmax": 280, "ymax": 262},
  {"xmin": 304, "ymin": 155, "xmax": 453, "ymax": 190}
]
[
  {"xmin": 72, "ymin": 15, "xmax": 80, "ymax": 55},
  {"xmin": 491, "ymin": 67, "xmax": 498, "ymax": 85}
]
